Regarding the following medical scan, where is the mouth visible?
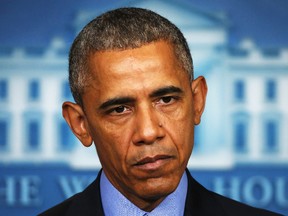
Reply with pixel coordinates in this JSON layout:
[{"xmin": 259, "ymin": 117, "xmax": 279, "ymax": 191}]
[{"xmin": 134, "ymin": 155, "xmax": 173, "ymax": 171}]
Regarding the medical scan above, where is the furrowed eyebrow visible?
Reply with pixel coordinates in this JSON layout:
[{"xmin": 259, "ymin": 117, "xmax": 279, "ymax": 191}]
[
  {"xmin": 149, "ymin": 86, "xmax": 184, "ymax": 98},
  {"xmin": 99, "ymin": 97, "xmax": 135, "ymax": 110},
  {"xmin": 98, "ymin": 86, "xmax": 183, "ymax": 110}
]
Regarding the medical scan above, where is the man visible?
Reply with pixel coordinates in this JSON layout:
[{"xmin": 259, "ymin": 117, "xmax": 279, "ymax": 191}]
[{"xmin": 39, "ymin": 7, "xmax": 282, "ymax": 216}]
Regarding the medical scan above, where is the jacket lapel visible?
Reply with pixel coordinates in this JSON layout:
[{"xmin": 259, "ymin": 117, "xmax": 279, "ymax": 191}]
[
  {"xmin": 66, "ymin": 170, "xmax": 105, "ymax": 216},
  {"xmin": 184, "ymin": 169, "xmax": 226, "ymax": 216}
]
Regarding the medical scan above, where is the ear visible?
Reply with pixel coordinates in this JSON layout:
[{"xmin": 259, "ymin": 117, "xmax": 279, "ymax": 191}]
[
  {"xmin": 62, "ymin": 101, "xmax": 93, "ymax": 147},
  {"xmin": 191, "ymin": 76, "xmax": 208, "ymax": 125}
]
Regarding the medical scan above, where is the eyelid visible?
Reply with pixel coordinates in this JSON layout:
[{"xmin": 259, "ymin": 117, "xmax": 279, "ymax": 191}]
[
  {"xmin": 105, "ymin": 105, "xmax": 132, "ymax": 115},
  {"xmin": 156, "ymin": 95, "xmax": 180, "ymax": 104},
  {"xmin": 149, "ymin": 86, "xmax": 183, "ymax": 98},
  {"xmin": 99, "ymin": 97, "xmax": 135, "ymax": 111}
]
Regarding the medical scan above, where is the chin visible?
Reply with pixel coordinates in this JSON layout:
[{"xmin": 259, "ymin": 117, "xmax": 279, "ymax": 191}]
[{"xmin": 137, "ymin": 175, "xmax": 179, "ymax": 200}]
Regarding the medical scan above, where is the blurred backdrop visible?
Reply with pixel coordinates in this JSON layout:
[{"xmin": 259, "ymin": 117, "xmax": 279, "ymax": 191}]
[{"xmin": 0, "ymin": 0, "xmax": 287, "ymax": 215}]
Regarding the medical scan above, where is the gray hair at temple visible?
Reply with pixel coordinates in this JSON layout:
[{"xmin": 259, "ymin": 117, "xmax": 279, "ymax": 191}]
[{"xmin": 69, "ymin": 7, "xmax": 193, "ymax": 106}]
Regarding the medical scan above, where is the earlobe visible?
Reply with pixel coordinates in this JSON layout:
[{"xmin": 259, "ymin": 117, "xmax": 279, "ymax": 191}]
[
  {"xmin": 191, "ymin": 76, "xmax": 208, "ymax": 125},
  {"xmin": 62, "ymin": 101, "xmax": 93, "ymax": 147}
]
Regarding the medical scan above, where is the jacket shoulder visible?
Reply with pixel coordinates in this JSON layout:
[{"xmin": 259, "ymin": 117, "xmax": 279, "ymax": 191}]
[
  {"xmin": 38, "ymin": 193, "xmax": 81, "ymax": 216},
  {"xmin": 185, "ymin": 170, "xmax": 283, "ymax": 216},
  {"xmin": 38, "ymin": 171, "xmax": 104, "ymax": 216},
  {"xmin": 212, "ymin": 191, "xmax": 283, "ymax": 216}
]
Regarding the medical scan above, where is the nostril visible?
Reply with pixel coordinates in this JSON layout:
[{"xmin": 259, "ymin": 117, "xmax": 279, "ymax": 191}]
[{"xmin": 133, "ymin": 127, "xmax": 165, "ymax": 146}]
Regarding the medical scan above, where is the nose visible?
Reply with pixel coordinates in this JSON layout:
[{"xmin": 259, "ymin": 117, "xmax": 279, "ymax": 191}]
[{"xmin": 132, "ymin": 105, "xmax": 164, "ymax": 145}]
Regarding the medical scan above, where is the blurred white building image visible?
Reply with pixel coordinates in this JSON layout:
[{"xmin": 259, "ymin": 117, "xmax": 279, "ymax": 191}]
[{"xmin": 0, "ymin": 0, "xmax": 287, "ymax": 169}]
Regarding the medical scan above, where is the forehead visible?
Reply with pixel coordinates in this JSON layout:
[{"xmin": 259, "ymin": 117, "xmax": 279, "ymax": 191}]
[{"xmin": 84, "ymin": 41, "xmax": 189, "ymax": 99}]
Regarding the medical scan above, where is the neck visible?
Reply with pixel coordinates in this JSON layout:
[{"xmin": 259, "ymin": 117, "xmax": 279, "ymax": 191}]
[{"xmin": 128, "ymin": 194, "xmax": 166, "ymax": 212}]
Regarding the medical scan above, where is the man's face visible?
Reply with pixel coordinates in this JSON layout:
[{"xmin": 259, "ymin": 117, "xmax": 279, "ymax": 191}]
[{"xmin": 64, "ymin": 41, "xmax": 207, "ymax": 210}]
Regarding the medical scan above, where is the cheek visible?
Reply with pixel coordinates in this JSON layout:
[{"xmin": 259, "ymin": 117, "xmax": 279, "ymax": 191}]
[
  {"xmin": 167, "ymin": 120, "xmax": 193, "ymax": 150},
  {"xmin": 162, "ymin": 104, "xmax": 194, "ymax": 157},
  {"xmin": 91, "ymin": 121, "xmax": 133, "ymax": 168}
]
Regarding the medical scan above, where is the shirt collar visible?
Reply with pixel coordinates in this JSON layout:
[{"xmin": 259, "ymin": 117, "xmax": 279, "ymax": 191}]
[{"xmin": 100, "ymin": 171, "xmax": 188, "ymax": 216}]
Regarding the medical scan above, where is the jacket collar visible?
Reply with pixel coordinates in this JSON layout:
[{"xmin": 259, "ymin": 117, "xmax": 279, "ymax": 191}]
[
  {"xmin": 66, "ymin": 169, "xmax": 225, "ymax": 216},
  {"xmin": 184, "ymin": 169, "xmax": 225, "ymax": 216},
  {"xmin": 66, "ymin": 170, "xmax": 105, "ymax": 216}
]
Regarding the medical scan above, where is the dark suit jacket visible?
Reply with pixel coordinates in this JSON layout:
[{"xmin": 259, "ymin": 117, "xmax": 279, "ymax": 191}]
[{"xmin": 39, "ymin": 170, "xmax": 282, "ymax": 216}]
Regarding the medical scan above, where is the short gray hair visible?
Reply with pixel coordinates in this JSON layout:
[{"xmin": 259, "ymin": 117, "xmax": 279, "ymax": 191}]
[{"xmin": 69, "ymin": 7, "xmax": 193, "ymax": 105}]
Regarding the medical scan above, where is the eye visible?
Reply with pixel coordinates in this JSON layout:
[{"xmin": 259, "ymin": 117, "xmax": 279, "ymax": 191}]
[
  {"xmin": 159, "ymin": 96, "xmax": 174, "ymax": 104},
  {"xmin": 109, "ymin": 105, "xmax": 130, "ymax": 115},
  {"xmin": 115, "ymin": 106, "xmax": 126, "ymax": 113},
  {"xmin": 115, "ymin": 105, "xmax": 126, "ymax": 113}
]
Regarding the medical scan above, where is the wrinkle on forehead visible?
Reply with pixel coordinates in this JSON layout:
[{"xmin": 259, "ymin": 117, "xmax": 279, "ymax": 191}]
[
  {"xmin": 88, "ymin": 41, "xmax": 182, "ymax": 78},
  {"xmin": 84, "ymin": 41, "xmax": 190, "ymax": 105}
]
